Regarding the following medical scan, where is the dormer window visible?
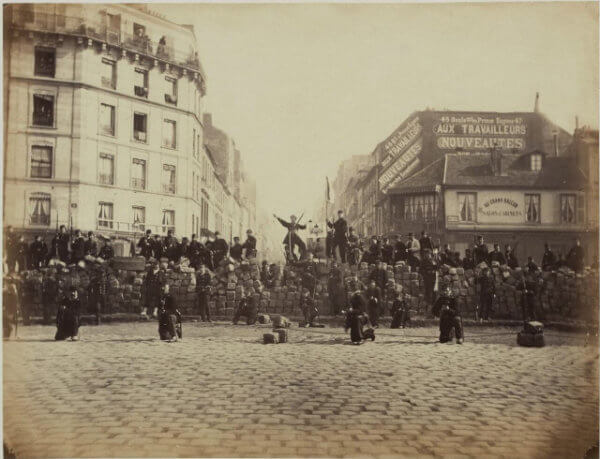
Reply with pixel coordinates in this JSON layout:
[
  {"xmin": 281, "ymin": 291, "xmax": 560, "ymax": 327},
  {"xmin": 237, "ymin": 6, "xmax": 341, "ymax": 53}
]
[{"xmin": 531, "ymin": 153, "xmax": 542, "ymax": 171}]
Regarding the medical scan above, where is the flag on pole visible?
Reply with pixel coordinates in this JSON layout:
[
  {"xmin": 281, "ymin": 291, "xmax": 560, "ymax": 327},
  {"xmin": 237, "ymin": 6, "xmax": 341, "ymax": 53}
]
[{"xmin": 326, "ymin": 176, "xmax": 333, "ymax": 203}]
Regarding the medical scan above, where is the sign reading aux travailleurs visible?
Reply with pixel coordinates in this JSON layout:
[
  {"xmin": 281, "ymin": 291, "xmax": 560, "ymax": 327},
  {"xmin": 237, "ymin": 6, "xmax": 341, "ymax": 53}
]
[{"xmin": 434, "ymin": 114, "xmax": 527, "ymax": 151}]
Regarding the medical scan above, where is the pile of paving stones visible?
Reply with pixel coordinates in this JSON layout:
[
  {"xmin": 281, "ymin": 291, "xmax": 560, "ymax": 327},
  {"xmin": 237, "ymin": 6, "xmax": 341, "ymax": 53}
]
[{"xmin": 12, "ymin": 256, "xmax": 599, "ymax": 322}]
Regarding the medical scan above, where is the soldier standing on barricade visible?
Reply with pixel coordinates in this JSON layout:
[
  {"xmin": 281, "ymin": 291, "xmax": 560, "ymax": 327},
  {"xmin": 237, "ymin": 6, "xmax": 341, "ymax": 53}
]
[
  {"xmin": 164, "ymin": 230, "xmax": 180, "ymax": 262},
  {"xmin": 230, "ymin": 237, "xmax": 243, "ymax": 262},
  {"xmin": 406, "ymin": 233, "xmax": 421, "ymax": 271},
  {"xmin": 138, "ymin": 230, "xmax": 154, "ymax": 260},
  {"xmin": 419, "ymin": 230, "xmax": 434, "ymax": 259},
  {"xmin": 188, "ymin": 234, "xmax": 202, "ymax": 270},
  {"xmin": 274, "ymin": 214, "xmax": 307, "ymax": 262},
  {"xmin": 29, "ymin": 235, "xmax": 48, "ymax": 269},
  {"xmin": 327, "ymin": 210, "xmax": 349, "ymax": 263},
  {"xmin": 85, "ymin": 231, "xmax": 98, "ymax": 258},
  {"xmin": 152, "ymin": 234, "xmax": 164, "ymax": 260},
  {"xmin": 56, "ymin": 225, "xmax": 71, "ymax": 263},
  {"xmin": 242, "ymin": 229, "xmax": 257, "ymax": 259},
  {"xmin": 542, "ymin": 243, "xmax": 556, "ymax": 271},
  {"xmin": 71, "ymin": 230, "xmax": 86, "ymax": 264},
  {"xmin": 212, "ymin": 231, "xmax": 229, "ymax": 266},
  {"xmin": 488, "ymin": 243, "xmax": 506, "ymax": 265},
  {"xmin": 473, "ymin": 235, "xmax": 489, "ymax": 265},
  {"xmin": 196, "ymin": 264, "xmax": 212, "ymax": 322}
]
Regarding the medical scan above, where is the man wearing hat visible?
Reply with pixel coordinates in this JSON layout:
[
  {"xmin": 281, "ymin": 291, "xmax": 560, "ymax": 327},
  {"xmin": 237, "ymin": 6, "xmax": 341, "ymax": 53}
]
[
  {"xmin": 432, "ymin": 285, "xmax": 464, "ymax": 344},
  {"xmin": 29, "ymin": 234, "xmax": 48, "ymax": 269},
  {"xmin": 137, "ymin": 229, "xmax": 154, "ymax": 260},
  {"xmin": 406, "ymin": 233, "xmax": 421, "ymax": 271},
  {"xmin": 71, "ymin": 229, "xmax": 86, "ymax": 264},
  {"xmin": 347, "ymin": 227, "xmax": 360, "ymax": 265},
  {"xmin": 327, "ymin": 210, "xmax": 349, "ymax": 263},
  {"xmin": 98, "ymin": 237, "xmax": 114, "ymax": 260},
  {"xmin": 230, "ymin": 237, "xmax": 244, "ymax": 262},
  {"xmin": 141, "ymin": 263, "xmax": 165, "ymax": 318},
  {"xmin": 242, "ymin": 229, "xmax": 257, "ymax": 259},
  {"xmin": 274, "ymin": 214, "xmax": 307, "ymax": 261},
  {"xmin": 84, "ymin": 231, "xmax": 98, "ymax": 258},
  {"xmin": 473, "ymin": 235, "xmax": 489, "ymax": 266},
  {"xmin": 212, "ymin": 231, "xmax": 229, "ymax": 267}
]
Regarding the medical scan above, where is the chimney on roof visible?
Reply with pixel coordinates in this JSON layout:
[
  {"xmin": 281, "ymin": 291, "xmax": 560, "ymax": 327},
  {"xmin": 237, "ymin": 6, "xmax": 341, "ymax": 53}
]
[
  {"xmin": 203, "ymin": 113, "xmax": 212, "ymax": 127},
  {"xmin": 534, "ymin": 92, "xmax": 539, "ymax": 113}
]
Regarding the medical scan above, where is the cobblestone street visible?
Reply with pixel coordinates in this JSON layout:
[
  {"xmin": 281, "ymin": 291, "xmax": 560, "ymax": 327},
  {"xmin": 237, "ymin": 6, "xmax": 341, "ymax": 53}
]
[{"xmin": 3, "ymin": 321, "xmax": 599, "ymax": 458}]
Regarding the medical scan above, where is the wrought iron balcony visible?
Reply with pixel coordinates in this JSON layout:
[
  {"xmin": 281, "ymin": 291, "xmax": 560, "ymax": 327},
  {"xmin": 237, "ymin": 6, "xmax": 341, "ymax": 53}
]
[
  {"xmin": 131, "ymin": 177, "xmax": 146, "ymax": 190},
  {"xmin": 9, "ymin": 9, "xmax": 206, "ymax": 80}
]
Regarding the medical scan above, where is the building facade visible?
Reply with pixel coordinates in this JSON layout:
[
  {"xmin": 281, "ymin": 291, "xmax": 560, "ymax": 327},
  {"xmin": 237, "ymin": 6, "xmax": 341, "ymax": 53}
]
[{"xmin": 4, "ymin": 4, "xmax": 259, "ymax": 247}]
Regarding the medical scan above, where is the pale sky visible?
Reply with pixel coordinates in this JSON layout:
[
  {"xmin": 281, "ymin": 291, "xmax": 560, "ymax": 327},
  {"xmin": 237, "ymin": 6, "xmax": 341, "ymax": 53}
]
[{"xmin": 154, "ymin": 2, "xmax": 599, "ymax": 221}]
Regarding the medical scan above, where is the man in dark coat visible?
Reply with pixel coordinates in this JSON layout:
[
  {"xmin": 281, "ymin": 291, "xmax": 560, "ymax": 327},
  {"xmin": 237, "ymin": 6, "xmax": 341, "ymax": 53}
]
[
  {"xmin": 179, "ymin": 237, "xmax": 190, "ymax": 261},
  {"xmin": 541, "ymin": 243, "xmax": 556, "ymax": 271},
  {"xmin": 440, "ymin": 244, "xmax": 454, "ymax": 266},
  {"xmin": 55, "ymin": 286, "xmax": 81, "ymax": 341},
  {"xmin": 381, "ymin": 238, "xmax": 394, "ymax": 265},
  {"xmin": 56, "ymin": 225, "xmax": 71, "ymax": 263},
  {"xmin": 300, "ymin": 290, "xmax": 320, "ymax": 327},
  {"xmin": 4, "ymin": 226, "xmax": 18, "ymax": 272},
  {"xmin": 347, "ymin": 227, "xmax": 360, "ymax": 266},
  {"xmin": 242, "ymin": 229, "xmax": 257, "ymax": 259},
  {"xmin": 152, "ymin": 234, "xmax": 164, "ymax": 260},
  {"xmin": 505, "ymin": 244, "xmax": 519, "ymax": 269},
  {"xmin": 432, "ymin": 286, "xmax": 463, "ymax": 344},
  {"xmin": 488, "ymin": 243, "xmax": 506, "ymax": 265},
  {"xmin": 29, "ymin": 235, "xmax": 48, "ymax": 269},
  {"xmin": 164, "ymin": 230, "xmax": 180, "ymax": 262},
  {"xmin": 344, "ymin": 290, "xmax": 375, "ymax": 344},
  {"xmin": 327, "ymin": 210, "xmax": 349, "ymax": 263},
  {"xmin": 84, "ymin": 231, "xmax": 98, "ymax": 258},
  {"xmin": 567, "ymin": 239, "xmax": 585, "ymax": 272},
  {"xmin": 142, "ymin": 263, "xmax": 165, "ymax": 318},
  {"xmin": 98, "ymin": 239, "xmax": 114, "ymax": 261},
  {"xmin": 420, "ymin": 250, "xmax": 438, "ymax": 311},
  {"xmin": 137, "ymin": 229, "xmax": 154, "ymax": 260},
  {"xmin": 196, "ymin": 264, "xmax": 212, "ymax": 322},
  {"xmin": 232, "ymin": 293, "xmax": 258, "ymax": 325},
  {"xmin": 88, "ymin": 266, "xmax": 108, "ymax": 325},
  {"xmin": 419, "ymin": 231, "xmax": 434, "ymax": 258},
  {"xmin": 394, "ymin": 235, "xmax": 407, "ymax": 263},
  {"xmin": 230, "ymin": 237, "xmax": 244, "ymax": 262},
  {"xmin": 462, "ymin": 249, "xmax": 475, "ymax": 270},
  {"xmin": 391, "ymin": 291, "xmax": 410, "ymax": 329},
  {"xmin": 325, "ymin": 229, "xmax": 335, "ymax": 259},
  {"xmin": 477, "ymin": 267, "xmax": 495, "ymax": 321},
  {"xmin": 212, "ymin": 231, "xmax": 229, "ymax": 267},
  {"xmin": 369, "ymin": 261, "xmax": 388, "ymax": 296},
  {"xmin": 71, "ymin": 230, "xmax": 86, "ymax": 264},
  {"xmin": 365, "ymin": 280, "xmax": 382, "ymax": 328},
  {"xmin": 188, "ymin": 234, "xmax": 202, "ymax": 270},
  {"xmin": 274, "ymin": 214, "xmax": 307, "ymax": 261},
  {"xmin": 157, "ymin": 284, "xmax": 182, "ymax": 342},
  {"xmin": 473, "ymin": 235, "xmax": 488, "ymax": 266}
]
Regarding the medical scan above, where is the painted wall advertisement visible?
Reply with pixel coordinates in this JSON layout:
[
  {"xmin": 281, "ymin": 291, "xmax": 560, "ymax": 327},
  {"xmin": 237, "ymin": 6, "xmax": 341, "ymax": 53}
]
[
  {"xmin": 379, "ymin": 140, "xmax": 422, "ymax": 192},
  {"xmin": 434, "ymin": 114, "xmax": 528, "ymax": 152},
  {"xmin": 381, "ymin": 116, "xmax": 422, "ymax": 169},
  {"xmin": 476, "ymin": 191, "xmax": 524, "ymax": 224}
]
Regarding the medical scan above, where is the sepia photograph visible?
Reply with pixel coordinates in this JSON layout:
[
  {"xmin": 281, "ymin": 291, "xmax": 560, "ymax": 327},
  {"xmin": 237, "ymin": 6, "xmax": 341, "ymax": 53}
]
[{"xmin": 2, "ymin": 1, "xmax": 599, "ymax": 458}]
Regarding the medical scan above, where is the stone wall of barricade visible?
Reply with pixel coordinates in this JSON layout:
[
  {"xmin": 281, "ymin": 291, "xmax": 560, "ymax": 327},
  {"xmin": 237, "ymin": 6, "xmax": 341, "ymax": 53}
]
[{"xmin": 14, "ymin": 256, "xmax": 599, "ymax": 323}]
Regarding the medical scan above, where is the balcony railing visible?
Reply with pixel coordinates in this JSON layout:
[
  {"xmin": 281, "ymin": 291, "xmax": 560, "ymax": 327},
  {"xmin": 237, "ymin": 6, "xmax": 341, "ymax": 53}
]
[
  {"xmin": 98, "ymin": 174, "xmax": 114, "ymax": 185},
  {"xmin": 10, "ymin": 9, "xmax": 206, "ymax": 77},
  {"xmin": 162, "ymin": 183, "xmax": 176, "ymax": 194},
  {"xmin": 131, "ymin": 177, "xmax": 146, "ymax": 190}
]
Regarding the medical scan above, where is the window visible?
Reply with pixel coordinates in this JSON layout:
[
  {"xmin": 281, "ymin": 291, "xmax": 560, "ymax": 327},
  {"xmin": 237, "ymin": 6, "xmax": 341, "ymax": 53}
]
[
  {"xmin": 98, "ymin": 153, "xmax": 114, "ymax": 185},
  {"xmin": 132, "ymin": 206, "xmax": 146, "ymax": 232},
  {"xmin": 29, "ymin": 193, "xmax": 51, "ymax": 226},
  {"xmin": 34, "ymin": 47, "xmax": 55, "ymax": 77},
  {"xmin": 162, "ymin": 164, "xmax": 176, "ymax": 194},
  {"xmin": 97, "ymin": 202, "xmax": 114, "ymax": 229},
  {"xmin": 525, "ymin": 194, "xmax": 541, "ymax": 223},
  {"xmin": 457, "ymin": 193, "xmax": 476, "ymax": 222},
  {"xmin": 165, "ymin": 77, "xmax": 177, "ymax": 105},
  {"xmin": 99, "ymin": 103, "xmax": 115, "ymax": 136},
  {"xmin": 134, "ymin": 68, "xmax": 148, "ymax": 97},
  {"xmin": 192, "ymin": 171, "xmax": 196, "ymax": 198},
  {"xmin": 560, "ymin": 194, "xmax": 582, "ymax": 224},
  {"xmin": 30, "ymin": 146, "xmax": 52, "ymax": 178},
  {"xmin": 162, "ymin": 210, "xmax": 175, "ymax": 234},
  {"xmin": 162, "ymin": 119, "xmax": 176, "ymax": 148},
  {"xmin": 131, "ymin": 158, "xmax": 146, "ymax": 190},
  {"xmin": 530, "ymin": 153, "xmax": 542, "ymax": 171},
  {"xmin": 201, "ymin": 197, "xmax": 209, "ymax": 229},
  {"xmin": 403, "ymin": 195, "xmax": 438, "ymax": 221},
  {"xmin": 193, "ymin": 129, "xmax": 196, "ymax": 159},
  {"xmin": 101, "ymin": 59, "xmax": 116, "ymax": 89},
  {"xmin": 32, "ymin": 94, "xmax": 54, "ymax": 127},
  {"xmin": 133, "ymin": 112, "xmax": 147, "ymax": 142}
]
